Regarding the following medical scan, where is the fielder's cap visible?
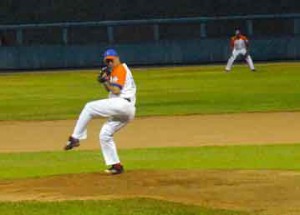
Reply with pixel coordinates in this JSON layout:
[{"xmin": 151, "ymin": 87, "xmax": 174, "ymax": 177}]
[{"xmin": 103, "ymin": 49, "xmax": 118, "ymax": 60}]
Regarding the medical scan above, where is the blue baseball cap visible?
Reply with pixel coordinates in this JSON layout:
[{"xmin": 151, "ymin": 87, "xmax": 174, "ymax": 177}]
[{"xmin": 103, "ymin": 49, "xmax": 118, "ymax": 60}]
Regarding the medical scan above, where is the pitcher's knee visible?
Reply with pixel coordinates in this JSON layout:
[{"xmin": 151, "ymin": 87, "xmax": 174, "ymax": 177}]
[
  {"xmin": 84, "ymin": 102, "xmax": 94, "ymax": 111},
  {"xmin": 99, "ymin": 131, "xmax": 113, "ymax": 144}
]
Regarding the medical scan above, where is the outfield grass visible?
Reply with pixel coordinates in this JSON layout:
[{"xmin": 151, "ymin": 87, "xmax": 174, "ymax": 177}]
[
  {"xmin": 1, "ymin": 62, "xmax": 300, "ymax": 120},
  {"xmin": 0, "ymin": 144, "xmax": 299, "ymax": 180}
]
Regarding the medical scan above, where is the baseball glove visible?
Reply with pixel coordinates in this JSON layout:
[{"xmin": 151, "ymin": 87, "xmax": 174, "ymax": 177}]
[{"xmin": 98, "ymin": 66, "xmax": 112, "ymax": 83}]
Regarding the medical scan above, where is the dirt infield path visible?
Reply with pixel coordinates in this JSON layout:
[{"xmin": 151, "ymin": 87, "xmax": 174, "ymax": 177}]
[
  {"xmin": 1, "ymin": 112, "xmax": 300, "ymax": 152},
  {"xmin": 1, "ymin": 112, "xmax": 300, "ymax": 215}
]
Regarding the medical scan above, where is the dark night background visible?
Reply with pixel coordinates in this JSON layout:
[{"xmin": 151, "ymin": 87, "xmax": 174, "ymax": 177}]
[{"xmin": 0, "ymin": 0, "xmax": 299, "ymax": 24}]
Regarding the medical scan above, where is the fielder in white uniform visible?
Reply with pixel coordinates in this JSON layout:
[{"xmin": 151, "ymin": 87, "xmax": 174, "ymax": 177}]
[
  {"xmin": 225, "ymin": 29, "xmax": 255, "ymax": 72},
  {"xmin": 64, "ymin": 49, "xmax": 136, "ymax": 175}
]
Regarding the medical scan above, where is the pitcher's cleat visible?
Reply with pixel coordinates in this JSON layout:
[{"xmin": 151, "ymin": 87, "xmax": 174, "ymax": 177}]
[
  {"xmin": 64, "ymin": 136, "xmax": 80, "ymax": 150},
  {"xmin": 105, "ymin": 164, "xmax": 124, "ymax": 175}
]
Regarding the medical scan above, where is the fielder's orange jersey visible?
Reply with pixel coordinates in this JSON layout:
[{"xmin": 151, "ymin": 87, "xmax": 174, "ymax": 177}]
[{"xmin": 230, "ymin": 35, "xmax": 249, "ymax": 50}]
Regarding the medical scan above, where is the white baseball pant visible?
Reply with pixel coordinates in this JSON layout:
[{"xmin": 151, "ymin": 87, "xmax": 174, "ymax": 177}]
[
  {"xmin": 71, "ymin": 97, "xmax": 135, "ymax": 165},
  {"xmin": 225, "ymin": 49, "xmax": 255, "ymax": 71}
]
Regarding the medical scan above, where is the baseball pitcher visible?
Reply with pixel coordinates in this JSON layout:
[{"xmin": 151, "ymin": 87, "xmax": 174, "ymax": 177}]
[
  {"xmin": 225, "ymin": 29, "xmax": 255, "ymax": 72},
  {"xmin": 64, "ymin": 49, "xmax": 137, "ymax": 175}
]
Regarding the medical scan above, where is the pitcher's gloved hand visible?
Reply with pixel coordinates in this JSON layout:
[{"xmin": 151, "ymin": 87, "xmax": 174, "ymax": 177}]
[
  {"xmin": 98, "ymin": 73, "xmax": 110, "ymax": 83},
  {"xmin": 98, "ymin": 66, "xmax": 111, "ymax": 83}
]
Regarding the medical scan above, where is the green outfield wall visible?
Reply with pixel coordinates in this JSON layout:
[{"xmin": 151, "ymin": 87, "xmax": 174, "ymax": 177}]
[{"xmin": 0, "ymin": 37, "xmax": 299, "ymax": 70}]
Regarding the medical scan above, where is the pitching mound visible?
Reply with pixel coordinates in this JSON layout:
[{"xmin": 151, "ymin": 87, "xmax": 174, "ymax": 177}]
[{"xmin": 1, "ymin": 170, "xmax": 300, "ymax": 215}]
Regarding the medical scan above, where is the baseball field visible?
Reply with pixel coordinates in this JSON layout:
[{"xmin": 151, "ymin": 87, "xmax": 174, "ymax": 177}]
[{"xmin": 0, "ymin": 62, "xmax": 300, "ymax": 215}]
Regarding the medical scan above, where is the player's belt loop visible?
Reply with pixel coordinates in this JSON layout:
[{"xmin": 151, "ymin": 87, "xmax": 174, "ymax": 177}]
[{"xmin": 124, "ymin": 98, "xmax": 131, "ymax": 102}]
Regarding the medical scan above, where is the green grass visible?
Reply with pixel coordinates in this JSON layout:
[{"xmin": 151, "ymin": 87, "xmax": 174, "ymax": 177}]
[
  {"xmin": 1, "ymin": 62, "xmax": 300, "ymax": 120},
  {"xmin": 0, "ymin": 198, "xmax": 249, "ymax": 215},
  {"xmin": 1, "ymin": 144, "xmax": 299, "ymax": 180}
]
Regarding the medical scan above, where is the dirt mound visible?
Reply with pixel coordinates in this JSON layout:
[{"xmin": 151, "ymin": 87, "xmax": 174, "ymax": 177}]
[{"xmin": 1, "ymin": 170, "xmax": 300, "ymax": 215}]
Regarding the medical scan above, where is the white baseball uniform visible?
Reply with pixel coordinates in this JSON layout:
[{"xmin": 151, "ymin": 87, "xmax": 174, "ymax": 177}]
[
  {"xmin": 225, "ymin": 34, "xmax": 255, "ymax": 71},
  {"xmin": 71, "ymin": 63, "xmax": 136, "ymax": 165}
]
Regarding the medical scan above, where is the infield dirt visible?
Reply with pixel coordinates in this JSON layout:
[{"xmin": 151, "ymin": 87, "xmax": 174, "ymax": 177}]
[{"xmin": 1, "ymin": 112, "xmax": 300, "ymax": 215}]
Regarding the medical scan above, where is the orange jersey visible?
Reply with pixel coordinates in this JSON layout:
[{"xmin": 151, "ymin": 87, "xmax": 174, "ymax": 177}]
[
  {"xmin": 230, "ymin": 35, "xmax": 249, "ymax": 50},
  {"xmin": 110, "ymin": 63, "xmax": 126, "ymax": 89},
  {"xmin": 109, "ymin": 63, "xmax": 137, "ymax": 104}
]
